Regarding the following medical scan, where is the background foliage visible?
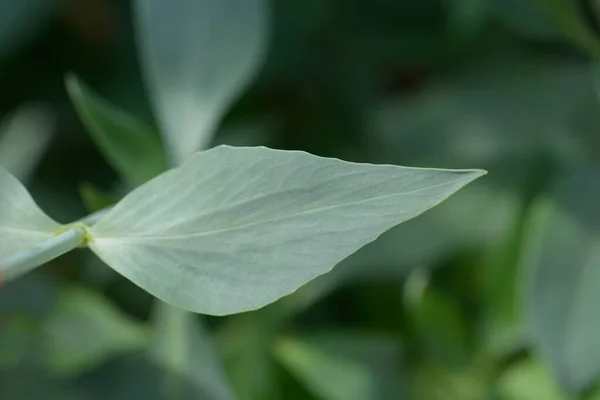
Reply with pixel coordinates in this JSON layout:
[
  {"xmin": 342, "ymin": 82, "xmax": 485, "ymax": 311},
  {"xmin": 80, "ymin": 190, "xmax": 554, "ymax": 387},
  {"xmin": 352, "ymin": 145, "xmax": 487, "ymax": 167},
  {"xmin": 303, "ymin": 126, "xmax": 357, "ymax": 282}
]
[{"xmin": 2, "ymin": 0, "xmax": 600, "ymax": 399}]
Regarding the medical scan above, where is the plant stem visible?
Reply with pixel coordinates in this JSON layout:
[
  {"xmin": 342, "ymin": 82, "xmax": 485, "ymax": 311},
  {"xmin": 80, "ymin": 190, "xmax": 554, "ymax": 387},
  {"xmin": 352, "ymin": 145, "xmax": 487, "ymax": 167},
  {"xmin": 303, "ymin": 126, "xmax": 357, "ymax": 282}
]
[
  {"xmin": 0, "ymin": 226, "xmax": 87, "ymax": 281},
  {"xmin": 79, "ymin": 207, "xmax": 112, "ymax": 226}
]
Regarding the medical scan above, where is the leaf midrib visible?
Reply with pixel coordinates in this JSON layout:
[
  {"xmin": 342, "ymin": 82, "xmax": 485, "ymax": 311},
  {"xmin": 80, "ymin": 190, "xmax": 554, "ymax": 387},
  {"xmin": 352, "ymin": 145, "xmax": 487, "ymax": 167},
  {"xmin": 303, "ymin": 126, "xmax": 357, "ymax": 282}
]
[{"xmin": 92, "ymin": 174, "xmax": 476, "ymax": 242}]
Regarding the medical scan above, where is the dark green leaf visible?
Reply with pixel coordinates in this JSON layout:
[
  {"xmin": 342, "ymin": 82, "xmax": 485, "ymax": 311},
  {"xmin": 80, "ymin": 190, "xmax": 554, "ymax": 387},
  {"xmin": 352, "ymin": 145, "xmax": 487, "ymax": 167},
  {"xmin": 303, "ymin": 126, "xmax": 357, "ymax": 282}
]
[{"xmin": 66, "ymin": 74, "xmax": 167, "ymax": 185}]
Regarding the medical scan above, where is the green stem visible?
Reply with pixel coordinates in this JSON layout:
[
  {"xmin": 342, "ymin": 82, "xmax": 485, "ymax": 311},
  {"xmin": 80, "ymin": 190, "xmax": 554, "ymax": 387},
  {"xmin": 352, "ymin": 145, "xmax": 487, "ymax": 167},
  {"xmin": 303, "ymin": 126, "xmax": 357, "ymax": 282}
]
[
  {"xmin": 79, "ymin": 207, "xmax": 112, "ymax": 226},
  {"xmin": 0, "ymin": 226, "xmax": 87, "ymax": 281}
]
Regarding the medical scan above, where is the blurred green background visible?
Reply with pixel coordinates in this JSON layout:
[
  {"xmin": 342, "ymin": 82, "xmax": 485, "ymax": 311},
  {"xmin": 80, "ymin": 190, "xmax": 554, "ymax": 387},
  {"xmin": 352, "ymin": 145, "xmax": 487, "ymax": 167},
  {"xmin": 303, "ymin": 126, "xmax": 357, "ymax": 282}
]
[{"xmin": 2, "ymin": 0, "xmax": 600, "ymax": 399}]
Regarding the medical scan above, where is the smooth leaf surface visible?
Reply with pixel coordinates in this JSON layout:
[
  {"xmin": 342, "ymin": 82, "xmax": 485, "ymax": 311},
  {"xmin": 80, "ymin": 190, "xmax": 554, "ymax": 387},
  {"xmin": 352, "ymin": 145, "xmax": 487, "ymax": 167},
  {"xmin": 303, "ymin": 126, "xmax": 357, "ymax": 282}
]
[
  {"xmin": 135, "ymin": 0, "xmax": 268, "ymax": 165},
  {"xmin": 0, "ymin": 104, "xmax": 55, "ymax": 182},
  {"xmin": 495, "ymin": 358, "xmax": 567, "ymax": 400},
  {"xmin": 89, "ymin": 146, "xmax": 484, "ymax": 315},
  {"xmin": 42, "ymin": 286, "xmax": 151, "ymax": 375},
  {"xmin": 275, "ymin": 332, "xmax": 405, "ymax": 400},
  {"xmin": 523, "ymin": 168, "xmax": 600, "ymax": 393},
  {"xmin": 66, "ymin": 74, "xmax": 167, "ymax": 185},
  {"xmin": 150, "ymin": 302, "xmax": 234, "ymax": 400},
  {"xmin": 0, "ymin": 166, "xmax": 60, "ymax": 261}
]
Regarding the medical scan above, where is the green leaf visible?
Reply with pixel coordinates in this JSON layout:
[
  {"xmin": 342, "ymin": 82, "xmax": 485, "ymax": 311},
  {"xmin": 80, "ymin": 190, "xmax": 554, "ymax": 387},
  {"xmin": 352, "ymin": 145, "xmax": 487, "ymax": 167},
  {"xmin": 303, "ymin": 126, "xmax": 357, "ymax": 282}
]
[
  {"xmin": 478, "ymin": 206, "xmax": 527, "ymax": 361},
  {"xmin": 88, "ymin": 146, "xmax": 484, "ymax": 315},
  {"xmin": 216, "ymin": 311, "xmax": 283, "ymax": 400},
  {"xmin": 405, "ymin": 271, "xmax": 471, "ymax": 367},
  {"xmin": 532, "ymin": 0, "xmax": 600, "ymax": 57},
  {"xmin": 42, "ymin": 286, "xmax": 150, "ymax": 375},
  {"xmin": 66, "ymin": 74, "xmax": 167, "ymax": 185},
  {"xmin": 0, "ymin": 165, "xmax": 60, "ymax": 262},
  {"xmin": 135, "ymin": 0, "xmax": 268, "ymax": 165},
  {"xmin": 79, "ymin": 183, "xmax": 119, "ymax": 213},
  {"xmin": 150, "ymin": 302, "xmax": 234, "ymax": 400},
  {"xmin": 0, "ymin": 104, "xmax": 55, "ymax": 182},
  {"xmin": 275, "ymin": 332, "xmax": 405, "ymax": 400},
  {"xmin": 495, "ymin": 358, "xmax": 568, "ymax": 400},
  {"xmin": 523, "ymin": 169, "xmax": 600, "ymax": 393}
]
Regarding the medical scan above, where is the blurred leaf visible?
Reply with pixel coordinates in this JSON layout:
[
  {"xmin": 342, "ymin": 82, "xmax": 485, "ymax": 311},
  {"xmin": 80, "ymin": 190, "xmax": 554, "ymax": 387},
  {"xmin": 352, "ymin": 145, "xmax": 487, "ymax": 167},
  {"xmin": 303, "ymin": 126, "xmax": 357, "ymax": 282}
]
[
  {"xmin": 478, "ymin": 206, "xmax": 527, "ymax": 360},
  {"xmin": 371, "ymin": 53, "xmax": 597, "ymax": 179},
  {"xmin": 412, "ymin": 362, "xmax": 489, "ymax": 400},
  {"xmin": 0, "ymin": 0, "xmax": 55, "ymax": 59},
  {"xmin": 532, "ymin": 0, "xmax": 600, "ymax": 56},
  {"xmin": 217, "ymin": 312, "xmax": 281, "ymax": 400},
  {"xmin": 496, "ymin": 358, "xmax": 568, "ymax": 400},
  {"xmin": 75, "ymin": 352, "xmax": 217, "ymax": 400},
  {"xmin": 405, "ymin": 270, "xmax": 471, "ymax": 367},
  {"xmin": 0, "ymin": 104, "xmax": 56, "ymax": 182},
  {"xmin": 0, "ymin": 274, "xmax": 62, "ymax": 367},
  {"xmin": 213, "ymin": 119, "xmax": 274, "ymax": 147},
  {"xmin": 0, "ymin": 272, "xmax": 61, "ymax": 316},
  {"xmin": 88, "ymin": 146, "xmax": 484, "ymax": 315},
  {"xmin": 150, "ymin": 302, "xmax": 234, "ymax": 400},
  {"xmin": 0, "ymin": 367, "xmax": 82, "ymax": 400},
  {"xmin": 0, "ymin": 315, "xmax": 36, "ymax": 367},
  {"xmin": 79, "ymin": 183, "xmax": 119, "ymax": 213},
  {"xmin": 490, "ymin": 0, "xmax": 564, "ymax": 39},
  {"xmin": 275, "ymin": 331, "xmax": 405, "ymax": 400},
  {"xmin": 135, "ymin": 0, "xmax": 268, "ymax": 165},
  {"xmin": 42, "ymin": 286, "xmax": 150, "ymax": 375},
  {"xmin": 523, "ymin": 168, "xmax": 600, "ymax": 393},
  {"xmin": 66, "ymin": 74, "xmax": 167, "ymax": 185}
]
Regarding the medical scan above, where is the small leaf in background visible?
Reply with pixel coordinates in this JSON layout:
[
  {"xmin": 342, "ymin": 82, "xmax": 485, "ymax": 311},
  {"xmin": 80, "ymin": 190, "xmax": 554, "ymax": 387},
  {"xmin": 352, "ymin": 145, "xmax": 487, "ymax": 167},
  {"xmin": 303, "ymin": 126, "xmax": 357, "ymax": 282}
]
[
  {"xmin": 495, "ymin": 358, "xmax": 568, "ymax": 400},
  {"xmin": 404, "ymin": 270, "xmax": 472, "ymax": 367},
  {"xmin": 532, "ymin": 0, "xmax": 600, "ymax": 56},
  {"xmin": 0, "ymin": 166, "xmax": 60, "ymax": 262},
  {"xmin": 0, "ymin": 315, "xmax": 37, "ymax": 367},
  {"xmin": 150, "ymin": 302, "xmax": 233, "ymax": 400},
  {"xmin": 411, "ymin": 362, "xmax": 490, "ymax": 400},
  {"xmin": 216, "ymin": 310, "xmax": 285, "ymax": 400},
  {"xmin": 0, "ymin": 104, "xmax": 56, "ymax": 183},
  {"xmin": 275, "ymin": 332, "xmax": 405, "ymax": 400},
  {"xmin": 477, "ymin": 202, "xmax": 527, "ymax": 361},
  {"xmin": 66, "ymin": 74, "xmax": 167, "ymax": 185},
  {"xmin": 135, "ymin": 0, "xmax": 268, "ymax": 165},
  {"xmin": 88, "ymin": 145, "xmax": 484, "ymax": 315},
  {"xmin": 0, "ymin": 367, "xmax": 82, "ymax": 400},
  {"xmin": 523, "ymin": 168, "xmax": 600, "ymax": 394},
  {"xmin": 79, "ymin": 183, "xmax": 119, "ymax": 213},
  {"xmin": 490, "ymin": 0, "xmax": 564, "ymax": 39},
  {"xmin": 42, "ymin": 286, "xmax": 150, "ymax": 376}
]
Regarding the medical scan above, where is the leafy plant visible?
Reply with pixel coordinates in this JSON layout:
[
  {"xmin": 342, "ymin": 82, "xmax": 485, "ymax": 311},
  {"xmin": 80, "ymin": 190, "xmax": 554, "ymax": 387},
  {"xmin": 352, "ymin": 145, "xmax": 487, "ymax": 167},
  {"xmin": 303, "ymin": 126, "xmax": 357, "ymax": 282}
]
[
  {"xmin": 0, "ymin": 141, "xmax": 484, "ymax": 314},
  {"xmin": 0, "ymin": 1, "xmax": 484, "ymax": 399},
  {"xmin": 8, "ymin": 0, "xmax": 600, "ymax": 399}
]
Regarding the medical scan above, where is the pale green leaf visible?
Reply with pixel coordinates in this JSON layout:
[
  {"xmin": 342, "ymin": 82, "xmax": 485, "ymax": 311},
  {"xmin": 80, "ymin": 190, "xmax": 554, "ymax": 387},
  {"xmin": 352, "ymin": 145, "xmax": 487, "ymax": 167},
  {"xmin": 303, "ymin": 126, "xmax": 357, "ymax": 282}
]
[
  {"xmin": 496, "ymin": 358, "xmax": 568, "ymax": 400},
  {"xmin": 42, "ymin": 286, "xmax": 151, "ymax": 375},
  {"xmin": 0, "ymin": 104, "xmax": 55, "ymax": 182},
  {"xmin": 135, "ymin": 0, "xmax": 268, "ymax": 165},
  {"xmin": 275, "ymin": 332, "xmax": 405, "ymax": 400},
  {"xmin": 66, "ymin": 74, "xmax": 167, "ymax": 185},
  {"xmin": 79, "ymin": 183, "xmax": 119, "ymax": 213},
  {"xmin": 0, "ymin": 165, "xmax": 60, "ymax": 261},
  {"xmin": 150, "ymin": 302, "xmax": 234, "ymax": 400},
  {"xmin": 89, "ymin": 146, "xmax": 484, "ymax": 316},
  {"xmin": 523, "ymin": 169, "xmax": 600, "ymax": 393}
]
